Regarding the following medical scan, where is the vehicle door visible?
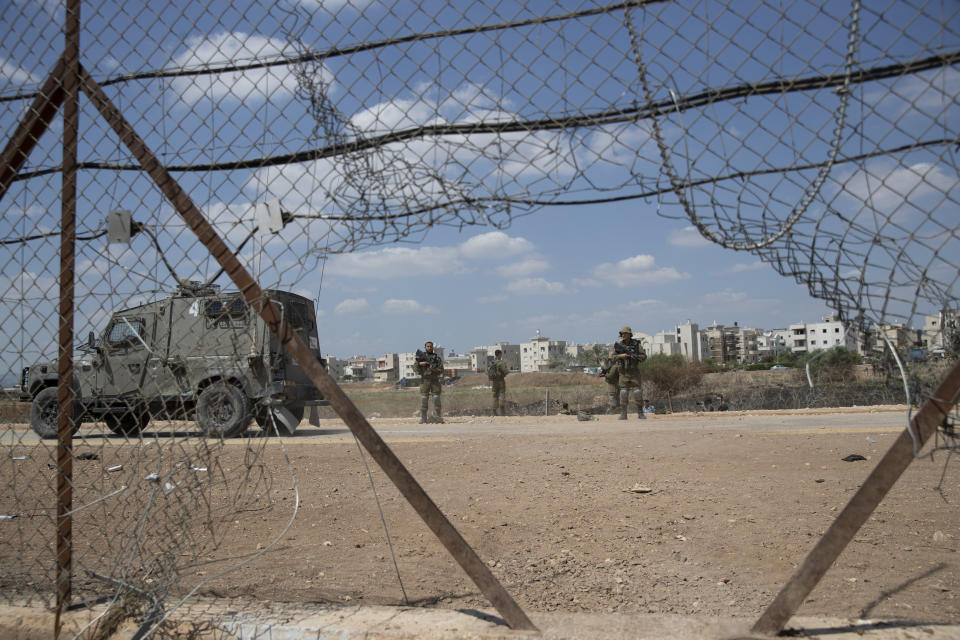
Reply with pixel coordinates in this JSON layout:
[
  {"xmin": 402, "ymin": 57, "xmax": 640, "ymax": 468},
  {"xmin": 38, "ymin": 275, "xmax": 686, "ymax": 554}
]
[{"xmin": 96, "ymin": 313, "xmax": 154, "ymax": 399}]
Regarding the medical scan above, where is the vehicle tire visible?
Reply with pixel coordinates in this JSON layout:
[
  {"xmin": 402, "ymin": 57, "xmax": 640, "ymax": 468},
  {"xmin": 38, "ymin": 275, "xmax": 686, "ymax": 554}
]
[
  {"xmin": 29, "ymin": 386, "xmax": 78, "ymax": 439},
  {"xmin": 196, "ymin": 382, "xmax": 252, "ymax": 438},
  {"xmin": 255, "ymin": 404, "xmax": 304, "ymax": 436},
  {"xmin": 103, "ymin": 405, "xmax": 150, "ymax": 436}
]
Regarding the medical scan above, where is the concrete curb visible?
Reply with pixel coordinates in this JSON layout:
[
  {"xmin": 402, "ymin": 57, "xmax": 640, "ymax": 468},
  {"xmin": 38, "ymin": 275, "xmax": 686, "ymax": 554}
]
[{"xmin": 3, "ymin": 600, "xmax": 958, "ymax": 640}]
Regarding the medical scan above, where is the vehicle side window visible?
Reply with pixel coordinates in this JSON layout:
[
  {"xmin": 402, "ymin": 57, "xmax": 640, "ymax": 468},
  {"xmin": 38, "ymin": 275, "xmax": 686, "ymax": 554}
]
[
  {"xmin": 107, "ymin": 318, "xmax": 145, "ymax": 347},
  {"xmin": 204, "ymin": 296, "xmax": 248, "ymax": 329},
  {"xmin": 286, "ymin": 300, "xmax": 314, "ymax": 330}
]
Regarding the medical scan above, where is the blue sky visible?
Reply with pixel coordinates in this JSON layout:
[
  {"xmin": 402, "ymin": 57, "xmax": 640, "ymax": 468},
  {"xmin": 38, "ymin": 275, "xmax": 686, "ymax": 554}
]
[
  {"xmin": 1, "ymin": 0, "xmax": 957, "ymax": 371},
  {"xmin": 314, "ymin": 205, "xmax": 834, "ymax": 357}
]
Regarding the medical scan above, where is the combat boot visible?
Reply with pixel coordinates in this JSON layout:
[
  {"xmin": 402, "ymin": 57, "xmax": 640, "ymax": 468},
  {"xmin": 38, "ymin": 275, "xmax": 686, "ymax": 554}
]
[
  {"xmin": 618, "ymin": 390, "xmax": 629, "ymax": 420},
  {"xmin": 607, "ymin": 393, "xmax": 619, "ymax": 414},
  {"xmin": 638, "ymin": 409, "xmax": 646, "ymax": 419}
]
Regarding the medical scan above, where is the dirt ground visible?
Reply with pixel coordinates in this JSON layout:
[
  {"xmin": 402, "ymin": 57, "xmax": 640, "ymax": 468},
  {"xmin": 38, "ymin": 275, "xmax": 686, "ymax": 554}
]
[
  {"xmin": 186, "ymin": 408, "xmax": 958, "ymax": 624},
  {"xmin": 2, "ymin": 406, "xmax": 958, "ymax": 630}
]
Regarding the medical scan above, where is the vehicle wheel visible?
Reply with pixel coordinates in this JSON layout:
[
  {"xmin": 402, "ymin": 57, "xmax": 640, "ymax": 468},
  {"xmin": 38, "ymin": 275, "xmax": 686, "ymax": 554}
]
[
  {"xmin": 103, "ymin": 406, "xmax": 150, "ymax": 436},
  {"xmin": 256, "ymin": 404, "xmax": 304, "ymax": 436},
  {"xmin": 196, "ymin": 382, "xmax": 251, "ymax": 438},
  {"xmin": 29, "ymin": 387, "xmax": 78, "ymax": 439}
]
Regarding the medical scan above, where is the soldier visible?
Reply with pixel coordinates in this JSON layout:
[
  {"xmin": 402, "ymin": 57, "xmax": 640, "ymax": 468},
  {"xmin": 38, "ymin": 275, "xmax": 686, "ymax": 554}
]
[
  {"xmin": 487, "ymin": 349, "xmax": 510, "ymax": 416},
  {"xmin": 611, "ymin": 326, "xmax": 647, "ymax": 420},
  {"xmin": 415, "ymin": 341, "xmax": 444, "ymax": 423}
]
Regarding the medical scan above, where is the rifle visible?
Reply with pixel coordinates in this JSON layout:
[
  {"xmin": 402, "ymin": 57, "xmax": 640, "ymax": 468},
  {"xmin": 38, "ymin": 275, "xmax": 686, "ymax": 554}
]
[
  {"xmin": 415, "ymin": 349, "xmax": 443, "ymax": 375},
  {"xmin": 614, "ymin": 340, "xmax": 645, "ymax": 365}
]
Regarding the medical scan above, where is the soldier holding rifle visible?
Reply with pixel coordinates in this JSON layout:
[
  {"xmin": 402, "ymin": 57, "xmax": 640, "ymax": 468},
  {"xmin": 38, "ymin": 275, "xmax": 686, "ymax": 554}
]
[
  {"xmin": 415, "ymin": 341, "xmax": 445, "ymax": 424},
  {"xmin": 611, "ymin": 326, "xmax": 647, "ymax": 420}
]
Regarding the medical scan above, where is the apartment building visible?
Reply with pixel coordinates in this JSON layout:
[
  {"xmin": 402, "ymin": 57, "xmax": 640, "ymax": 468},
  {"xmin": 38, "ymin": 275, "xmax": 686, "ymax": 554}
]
[
  {"xmin": 325, "ymin": 355, "xmax": 345, "ymax": 380},
  {"xmin": 344, "ymin": 356, "xmax": 378, "ymax": 380},
  {"xmin": 737, "ymin": 327, "xmax": 762, "ymax": 364},
  {"xmin": 470, "ymin": 343, "xmax": 521, "ymax": 372},
  {"xmin": 923, "ymin": 309, "xmax": 958, "ymax": 357},
  {"xmin": 758, "ymin": 329, "xmax": 791, "ymax": 359},
  {"xmin": 675, "ymin": 321, "xmax": 705, "ymax": 361},
  {"xmin": 373, "ymin": 353, "xmax": 399, "ymax": 382},
  {"xmin": 520, "ymin": 332, "xmax": 566, "ymax": 372},
  {"xmin": 650, "ymin": 330, "xmax": 681, "ymax": 356},
  {"xmin": 702, "ymin": 323, "xmax": 727, "ymax": 363}
]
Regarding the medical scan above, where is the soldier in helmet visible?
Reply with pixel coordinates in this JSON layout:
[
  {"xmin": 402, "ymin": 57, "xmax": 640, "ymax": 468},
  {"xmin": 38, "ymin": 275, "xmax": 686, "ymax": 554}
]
[
  {"xmin": 487, "ymin": 349, "xmax": 510, "ymax": 416},
  {"xmin": 415, "ymin": 341, "xmax": 444, "ymax": 423},
  {"xmin": 611, "ymin": 326, "xmax": 647, "ymax": 420}
]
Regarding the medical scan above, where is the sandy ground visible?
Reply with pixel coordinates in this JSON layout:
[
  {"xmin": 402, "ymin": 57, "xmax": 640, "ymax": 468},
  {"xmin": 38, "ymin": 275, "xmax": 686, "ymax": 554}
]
[
  {"xmin": 1, "ymin": 406, "xmax": 958, "ymax": 632},
  {"xmin": 189, "ymin": 408, "xmax": 958, "ymax": 624}
]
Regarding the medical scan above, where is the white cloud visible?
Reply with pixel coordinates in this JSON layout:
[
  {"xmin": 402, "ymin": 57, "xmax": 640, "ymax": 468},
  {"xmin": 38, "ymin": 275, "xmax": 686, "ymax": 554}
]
[
  {"xmin": 726, "ymin": 261, "xmax": 767, "ymax": 273},
  {"xmin": 591, "ymin": 255, "xmax": 690, "ymax": 287},
  {"xmin": 334, "ymin": 298, "xmax": 370, "ymax": 314},
  {"xmin": 495, "ymin": 256, "xmax": 549, "ymax": 278},
  {"xmin": 1, "ymin": 58, "xmax": 40, "ymax": 86},
  {"xmin": 326, "ymin": 246, "xmax": 463, "ymax": 278},
  {"xmin": 667, "ymin": 226, "xmax": 712, "ymax": 248},
  {"xmin": 325, "ymin": 231, "xmax": 537, "ymax": 279},
  {"xmin": 290, "ymin": 0, "xmax": 376, "ymax": 10},
  {"xmin": 477, "ymin": 293, "xmax": 508, "ymax": 303},
  {"xmin": 460, "ymin": 231, "xmax": 534, "ymax": 259},
  {"xmin": 840, "ymin": 161, "xmax": 958, "ymax": 211},
  {"xmin": 505, "ymin": 278, "xmax": 568, "ymax": 295},
  {"xmin": 381, "ymin": 298, "xmax": 437, "ymax": 315},
  {"xmin": 171, "ymin": 32, "xmax": 311, "ymax": 104}
]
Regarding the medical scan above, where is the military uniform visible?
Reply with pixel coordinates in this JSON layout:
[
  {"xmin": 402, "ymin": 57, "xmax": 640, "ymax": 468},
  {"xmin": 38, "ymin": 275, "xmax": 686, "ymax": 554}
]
[
  {"xmin": 601, "ymin": 358, "xmax": 620, "ymax": 413},
  {"xmin": 487, "ymin": 352, "xmax": 510, "ymax": 415},
  {"xmin": 415, "ymin": 343, "xmax": 444, "ymax": 423},
  {"xmin": 611, "ymin": 326, "xmax": 647, "ymax": 419}
]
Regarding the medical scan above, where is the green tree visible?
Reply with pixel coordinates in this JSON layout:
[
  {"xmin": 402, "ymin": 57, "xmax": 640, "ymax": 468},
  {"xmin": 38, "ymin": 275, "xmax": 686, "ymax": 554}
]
[
  {"xmin": 799, "ymin": 347, "xmax": 861, "ymax": 383},
  {"xmin": 576, "ymin": 344, "xmax": 610, "ymax": 367},
  {"xmin": 638, "ymin": 354, "xmax": 704, "ymax": 412}
]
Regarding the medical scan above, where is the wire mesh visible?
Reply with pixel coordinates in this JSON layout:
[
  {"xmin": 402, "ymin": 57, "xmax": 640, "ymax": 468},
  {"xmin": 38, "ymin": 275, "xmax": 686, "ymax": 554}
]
[{"xmin": 1, "ymin": 0, "xmax": 958, "ymax": 635}]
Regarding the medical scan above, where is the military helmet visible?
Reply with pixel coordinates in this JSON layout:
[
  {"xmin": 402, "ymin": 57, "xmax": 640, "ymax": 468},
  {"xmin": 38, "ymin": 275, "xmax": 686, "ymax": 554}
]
[{"xmin": 619, "ymin": 326, "xmax": 632, "ymax": 335}]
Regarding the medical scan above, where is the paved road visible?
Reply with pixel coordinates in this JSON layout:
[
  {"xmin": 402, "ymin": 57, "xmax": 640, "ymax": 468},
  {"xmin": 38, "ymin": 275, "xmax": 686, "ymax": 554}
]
[{"xmin": 1, "ymin": 406, "xmax": 912, "ymax": 446}]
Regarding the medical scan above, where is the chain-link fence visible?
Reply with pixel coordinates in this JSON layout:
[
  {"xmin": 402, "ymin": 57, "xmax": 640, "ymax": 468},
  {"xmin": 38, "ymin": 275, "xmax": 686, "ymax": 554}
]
[{"xmin": 2, "ymin": 0, "xmax": 958, "ymax": 636}]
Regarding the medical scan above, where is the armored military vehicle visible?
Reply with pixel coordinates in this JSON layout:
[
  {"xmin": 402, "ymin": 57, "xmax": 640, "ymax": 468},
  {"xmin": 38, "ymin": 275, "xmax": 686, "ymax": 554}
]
[{"xmin": 21, "ymin": 283, "xmax": 328, "ymax": 438}]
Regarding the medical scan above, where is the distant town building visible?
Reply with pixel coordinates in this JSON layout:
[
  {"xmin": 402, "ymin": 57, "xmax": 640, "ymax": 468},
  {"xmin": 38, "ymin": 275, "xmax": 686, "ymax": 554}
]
[
  {"xmin": 345, "ymin": 355, "xmax": 377, "ymax": 381},
  {"xmin": 325, "ymin": 355, "xmax": 345, "ymax": 380},
  {"xmin": 374, "ymin": 353, "xmax": 399, "ymax": 382},
  {"xmin": 675, "ymin": 321, "xmax": 705, "ymax": 361},
  {"xmin": 520, "ymin": 331, "xmax": 566, "ymax": 372},
  {"xmin": 650, "ymin": 330, "xmax": 680, "ymax": 356},
  {"xmin": 758, "ymin": 329, "xmax": 791, "ymax": 360},
  {"xmin": 470, "ymin": 343, "xmax": 521, "ymax": 372},
  {"xmin": 443, "ymin": 351, "xmax": 473, "ymax": 376},
  {"xmin": 923, "ymin": 309, "xmax": 958, "ymax": 357}
]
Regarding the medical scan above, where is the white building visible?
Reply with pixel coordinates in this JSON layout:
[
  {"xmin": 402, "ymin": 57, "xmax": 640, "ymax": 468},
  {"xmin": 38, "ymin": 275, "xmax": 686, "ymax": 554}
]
[
  {"xmin": 470, "ymin": 343, "xmax": 520, "ymax": 372},
  {"xmin": 758, "ymin": 329, "xmax": 791, "ymax": 359},
  {"xmin": 924, "ymin": 309, "xmax": 958, "ymax": 357},
  {"xmin": 791, "ymin": 316, "xmax": 858, "ymax": 354},
  {"xmin": 675, "ymin": 321, "xmax": 705, "ymax": 362},
  {"xmin": 374, "ymin": 353, "xmax": 399, "ymax": 382},
  {"xmin": 520, "ymin": 332, "xmax": 566, "ymax": 372},
  {"xmin": 345, "ymin": 356, "xmax": 378, "ymax": 380},
  {"xmin": 325, "ymin": 355, "xmax": 346, "ymax": 380},
  {"xmin": 650, "ymin": 330, "xmax": 681, "ymax": 356}
]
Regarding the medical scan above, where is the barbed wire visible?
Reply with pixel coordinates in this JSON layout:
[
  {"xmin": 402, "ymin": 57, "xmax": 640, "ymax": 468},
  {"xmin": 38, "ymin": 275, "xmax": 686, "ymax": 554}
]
[{"xmin": 1, "ymin": 0, "xmax": 957, "ymax": 636}]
